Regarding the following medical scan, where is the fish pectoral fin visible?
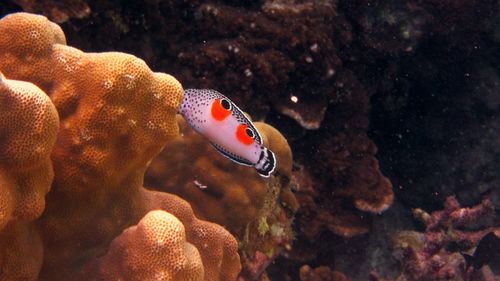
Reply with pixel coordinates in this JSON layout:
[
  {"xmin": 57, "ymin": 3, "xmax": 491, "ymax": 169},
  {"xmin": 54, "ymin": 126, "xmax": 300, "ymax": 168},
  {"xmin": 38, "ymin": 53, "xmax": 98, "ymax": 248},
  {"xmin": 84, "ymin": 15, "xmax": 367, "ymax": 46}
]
[{"xmin": 210, "ymin": 142, "xmax": 254, "ymax": 167}]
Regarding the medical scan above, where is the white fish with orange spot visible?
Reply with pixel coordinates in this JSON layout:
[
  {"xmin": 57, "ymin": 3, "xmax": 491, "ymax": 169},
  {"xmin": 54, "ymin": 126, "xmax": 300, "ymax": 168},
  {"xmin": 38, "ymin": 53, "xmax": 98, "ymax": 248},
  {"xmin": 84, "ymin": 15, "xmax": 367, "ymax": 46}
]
[{"xmin": 179, "ymin": 89, "xmax": 276, "ymax": 177}]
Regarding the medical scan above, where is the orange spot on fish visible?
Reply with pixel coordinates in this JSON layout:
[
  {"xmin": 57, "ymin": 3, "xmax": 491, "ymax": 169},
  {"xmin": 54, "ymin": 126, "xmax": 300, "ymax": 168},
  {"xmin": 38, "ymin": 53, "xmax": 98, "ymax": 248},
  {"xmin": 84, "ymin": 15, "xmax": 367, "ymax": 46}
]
[
  {"xmin": 236, "ymin": 124, "xmax": 254, "ymax": 145},
  {"xmin": 211, "ymin": 98, "xmax": 231, "ymax": 121}
]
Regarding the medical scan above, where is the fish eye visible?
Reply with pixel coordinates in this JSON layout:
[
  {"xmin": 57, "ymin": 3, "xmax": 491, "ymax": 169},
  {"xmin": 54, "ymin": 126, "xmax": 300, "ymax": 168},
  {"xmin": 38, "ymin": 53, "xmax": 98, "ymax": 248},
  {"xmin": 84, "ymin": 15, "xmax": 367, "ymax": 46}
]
[
  {"xmin": 220, "ymin": 99, "xmax": 232, "ymax": 110},
  {"xmin": 245, "ymin": 128, "xmax": 254, "ymax": 138}
]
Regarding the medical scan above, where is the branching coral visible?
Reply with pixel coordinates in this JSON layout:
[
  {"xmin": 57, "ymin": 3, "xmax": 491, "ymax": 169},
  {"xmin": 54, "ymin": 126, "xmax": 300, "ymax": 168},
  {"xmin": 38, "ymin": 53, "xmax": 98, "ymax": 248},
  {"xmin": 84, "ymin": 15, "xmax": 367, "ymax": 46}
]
[
  {"xmin": 391, "ymin": 196, "xmax": 499, "ymax": 281},
  {"xmin": 0, "ymin": 12, "xmax": 241, "ymax": 281},
  {"xmin": 145, "ymin": 116, "xmax": 298, "ymax": 279}
]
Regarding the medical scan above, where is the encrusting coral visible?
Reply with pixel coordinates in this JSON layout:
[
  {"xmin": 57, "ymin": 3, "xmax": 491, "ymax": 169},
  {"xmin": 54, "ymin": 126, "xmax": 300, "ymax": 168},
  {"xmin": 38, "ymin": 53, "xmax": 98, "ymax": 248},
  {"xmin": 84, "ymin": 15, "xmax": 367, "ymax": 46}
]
[
  {"xmin": 0, "ymin": 12, "xmax": 241, "ymax": 281},
  {"xmin": 145, "ymin": 116, "xmax": 298, "ymax": 279}
]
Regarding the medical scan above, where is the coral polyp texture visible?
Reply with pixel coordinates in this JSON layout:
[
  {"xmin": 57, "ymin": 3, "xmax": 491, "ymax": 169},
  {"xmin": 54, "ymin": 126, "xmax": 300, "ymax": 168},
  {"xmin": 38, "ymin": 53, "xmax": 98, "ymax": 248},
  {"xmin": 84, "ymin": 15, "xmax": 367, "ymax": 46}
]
[
  {"xmin": 0, "ymin": 73, "xmax": 59, "ymax": 225},
  {"xmin": 145, "ymin": 117, "xmax": 298, "ymax": 279},
  {"xmin": 0, "ymin": 12, "xmax": 240, "ymax": 281},
  {"xmin": 87, "ymin": 210, "xmax": 205, "ymax": 281},
  {"xmin": 0, "ymin": 72, "xmax": 59, "ymax": 281}
]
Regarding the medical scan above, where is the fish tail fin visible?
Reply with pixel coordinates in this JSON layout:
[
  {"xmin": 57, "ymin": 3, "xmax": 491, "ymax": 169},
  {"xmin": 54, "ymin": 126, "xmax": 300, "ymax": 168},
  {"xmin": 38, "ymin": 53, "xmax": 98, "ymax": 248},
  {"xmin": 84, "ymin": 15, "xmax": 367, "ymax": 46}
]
[{"xmin": 255, "ymin": 147, "xmax": 276, "ymax": 177}]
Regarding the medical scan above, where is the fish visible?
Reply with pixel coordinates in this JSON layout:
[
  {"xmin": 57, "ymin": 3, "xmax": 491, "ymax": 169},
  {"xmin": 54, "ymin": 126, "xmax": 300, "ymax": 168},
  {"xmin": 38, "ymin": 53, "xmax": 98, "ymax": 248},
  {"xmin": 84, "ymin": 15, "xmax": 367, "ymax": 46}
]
[
  {"xmin": 179, "ymin": 89, "xmax": 276, "ymax": 177},
  {"xmin": 462, "ymin": 231, "xmax": 500, "ymax": 270}
]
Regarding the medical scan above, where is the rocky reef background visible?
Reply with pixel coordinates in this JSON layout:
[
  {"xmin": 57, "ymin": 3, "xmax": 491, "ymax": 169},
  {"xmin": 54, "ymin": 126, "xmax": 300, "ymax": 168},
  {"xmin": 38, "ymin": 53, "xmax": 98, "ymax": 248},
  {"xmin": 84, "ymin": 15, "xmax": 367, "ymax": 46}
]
[{"xmin": 1, "ymin": 0, "xmax": 499, "ymax": 280}]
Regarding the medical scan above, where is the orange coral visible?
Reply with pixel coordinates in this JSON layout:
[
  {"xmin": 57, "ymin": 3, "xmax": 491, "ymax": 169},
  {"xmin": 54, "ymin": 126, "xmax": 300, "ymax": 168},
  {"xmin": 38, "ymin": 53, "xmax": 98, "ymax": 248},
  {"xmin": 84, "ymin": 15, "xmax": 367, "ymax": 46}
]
[
  {"xmin": 146, "ymin": 117, "xmax": 296, "ymax": 232},
  {"xmin": 145, "ymin": 117, "xmax": 298, "ymax": 279},
  {"xmin": 0, "ymin": 72, "xmax": 59, "ymax": 281},
  {"xmin": 0, "ymin": 12, "xmax": 240, "ymax": 281},
  {"xmin": 0, "ymin": 72, "xmax": 59, "ymax": 226},
  {"xmin": 145, "ymin": 191, "xmax": 241, "ymax": 281},
  {"xmin": 80, "ymin": 190, "xmax": 241, "ymax": 281},
  {"xmin": 85, "ymin": 209, "xmax": 205, "ymax": 281},
  {"xmin": 146, "ymin": 116, "xmax": 269, "ymax": 231}
]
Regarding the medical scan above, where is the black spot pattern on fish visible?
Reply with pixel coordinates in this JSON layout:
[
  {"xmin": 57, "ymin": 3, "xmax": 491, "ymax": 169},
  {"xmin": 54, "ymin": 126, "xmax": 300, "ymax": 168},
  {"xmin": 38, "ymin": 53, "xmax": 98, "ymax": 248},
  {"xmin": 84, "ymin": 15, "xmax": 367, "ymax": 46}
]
[
  {"xmin": 180, "ymin": 89, "xmax": 263, "ymax": 145},
  {"xmin": 180, "ymin": 89, "xmax": 276, "ymax": 177},
  {"xmin": 180, "ymin": 89, "xmax": 216, "ymax": 130}
]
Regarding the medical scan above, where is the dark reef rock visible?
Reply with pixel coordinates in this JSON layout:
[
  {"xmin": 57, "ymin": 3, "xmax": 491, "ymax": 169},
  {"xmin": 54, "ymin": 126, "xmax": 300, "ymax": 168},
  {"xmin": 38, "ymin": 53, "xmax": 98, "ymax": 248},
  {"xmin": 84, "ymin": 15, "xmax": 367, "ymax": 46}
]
[
  {"xmin": 293, "ymin": 69, "xmax": 393, "ymax": 240},
  {"xmin": 299, "ymin": 265, "xmax": 349, "ymax": 281},
  {"xmin": 177, "ymin": 1, "xmax": 350, "ymax": 129},
  {"xmin": 11, "ymin": 0, "xmax": 90, "ymax": 23}
]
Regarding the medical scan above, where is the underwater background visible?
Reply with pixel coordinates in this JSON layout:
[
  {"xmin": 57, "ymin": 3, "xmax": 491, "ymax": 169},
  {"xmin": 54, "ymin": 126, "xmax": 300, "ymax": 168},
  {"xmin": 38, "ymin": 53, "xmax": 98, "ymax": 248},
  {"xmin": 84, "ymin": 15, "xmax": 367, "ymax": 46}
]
[{"xmin": 0, "ymin": 0, "xmax": 499, "ymax": 280}]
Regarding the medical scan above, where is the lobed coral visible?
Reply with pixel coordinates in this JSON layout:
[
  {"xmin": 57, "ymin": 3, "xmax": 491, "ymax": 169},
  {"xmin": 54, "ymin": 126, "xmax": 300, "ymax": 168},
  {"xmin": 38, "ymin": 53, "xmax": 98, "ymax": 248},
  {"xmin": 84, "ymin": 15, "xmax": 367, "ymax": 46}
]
[
  {"xmin": 0, "ymin": 72, "xmax": 59, "ymax": 227},
  {"xmin": 145, "ymin": 116, "xmax": 298, "ymax": 279},
  {"xmin": 85, "ymin": 210, "xmax": 205, "ymax": 281},
  {"xmin": 0, "ymin": 12, "xmax": 241, "ymax": 281},
  {"xmin": 82, "ymin": 191, "xmax": 241, "ymax": 281},
  {"xmin": 10, "ymin": 0, "xmax": 349, "ymax": 129},
  {"xmin": 0, "ymin": 71, "xmax": 59, "ymax": 281},
  {"xmin": 1, "ymin": 1, "xmax": 497, "ymax": 280},
  {"xmin": 146, "ymin": 116, "xmax": 271, "ymax": 231},
  {"xmin": 2, "ymin": 0, "xmax": 394, "ymax": 237}
]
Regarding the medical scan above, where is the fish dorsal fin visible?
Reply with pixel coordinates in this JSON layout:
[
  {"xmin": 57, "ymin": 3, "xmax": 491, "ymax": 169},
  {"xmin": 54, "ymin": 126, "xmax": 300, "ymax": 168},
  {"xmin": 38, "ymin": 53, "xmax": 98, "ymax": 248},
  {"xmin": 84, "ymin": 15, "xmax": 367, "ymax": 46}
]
[{"xmin": 210, "ymin": 142, "xmax": 253, "ymax": 167}]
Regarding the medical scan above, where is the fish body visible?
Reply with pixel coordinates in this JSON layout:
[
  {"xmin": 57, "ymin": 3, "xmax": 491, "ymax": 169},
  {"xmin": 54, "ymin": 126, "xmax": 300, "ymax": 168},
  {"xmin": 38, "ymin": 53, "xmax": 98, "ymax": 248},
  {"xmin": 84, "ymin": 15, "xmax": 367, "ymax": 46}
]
[
  {"xmin": 179, "ymin": 89, "xmax": 276, "ymax": 177},
  {"xmin": 463, "ymin": 232, "xmax": 500, "ymax": 270}
]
